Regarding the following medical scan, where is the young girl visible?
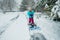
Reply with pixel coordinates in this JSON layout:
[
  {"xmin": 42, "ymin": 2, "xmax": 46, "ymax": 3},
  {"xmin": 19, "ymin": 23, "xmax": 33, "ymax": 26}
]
[{"xmin": 27, "ymin": 7, "xmax": 35, "ymax": 25}]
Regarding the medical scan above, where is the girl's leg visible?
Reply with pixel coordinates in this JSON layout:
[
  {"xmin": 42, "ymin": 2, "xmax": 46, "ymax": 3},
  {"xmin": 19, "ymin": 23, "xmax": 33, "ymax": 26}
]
[
  {"xmin": 31, "ymin": 18, "xmax": 36, "ymax": 26},
  {"xmin": 29, "ymin": 18, "xmax": 31, "ymax": 24},
  {"xmin": 31, "ymin": 18, "xmax": 34, "ymax": 24}
]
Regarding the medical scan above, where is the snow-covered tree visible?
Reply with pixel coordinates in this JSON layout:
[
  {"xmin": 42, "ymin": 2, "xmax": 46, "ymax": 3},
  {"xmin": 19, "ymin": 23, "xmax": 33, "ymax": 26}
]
[
  {"xmin": 0, "ymin": 0, "xmax": 16, "ymax": 13},
  {"xmin": 19, "ymin": 0, "xmax": 28, "ymax": 11},
  {"xmin": 20, "ymin": 0, "xmax": 58, "ymax": 12},
  {"xmin": 51, "ymin": 0, "xmax": 60, "ymax": 20},
  {"xmin": 20, "ymin": 0, "xmax": 35, "ymax": 11}
]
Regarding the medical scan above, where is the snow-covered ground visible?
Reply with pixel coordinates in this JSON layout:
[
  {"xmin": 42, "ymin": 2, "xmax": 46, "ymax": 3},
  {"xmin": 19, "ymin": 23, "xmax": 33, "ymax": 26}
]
[
  {"xmin": 34, "ymin": 13, "xmax": 60, "ymax": 40},
  {"xmin": 0, "ymin": 12, "xmax": 30, "ymax": 40},
  {"xmin": 0, "ymin": 12, "xmax": 19, "ymax": 35},
  {"xmin": 0, "ymin": 12, "xmax": 60, "ymax": 40}
]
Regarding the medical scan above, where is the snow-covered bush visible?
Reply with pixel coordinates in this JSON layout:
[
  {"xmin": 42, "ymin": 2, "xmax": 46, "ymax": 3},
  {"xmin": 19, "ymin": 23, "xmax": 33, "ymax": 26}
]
[{"xmin": 51, "ymin": 0, "xmax": 60, "ymax": 19}]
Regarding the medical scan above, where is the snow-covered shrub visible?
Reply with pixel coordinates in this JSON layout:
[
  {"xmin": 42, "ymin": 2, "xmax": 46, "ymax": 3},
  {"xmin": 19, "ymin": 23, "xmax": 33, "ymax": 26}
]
[{"xmin": 51, "ymin": 0, "xmax": 60, "ymax": 21}]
